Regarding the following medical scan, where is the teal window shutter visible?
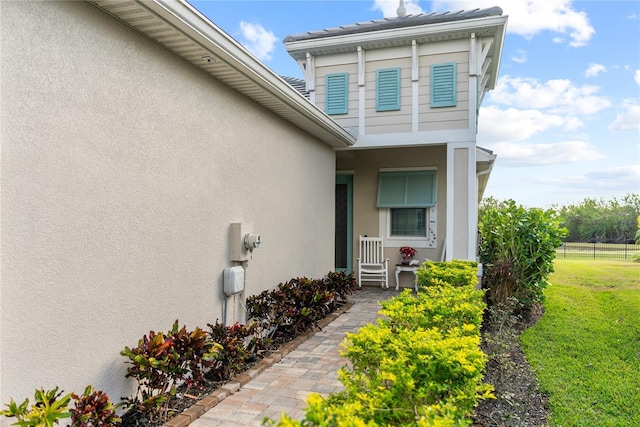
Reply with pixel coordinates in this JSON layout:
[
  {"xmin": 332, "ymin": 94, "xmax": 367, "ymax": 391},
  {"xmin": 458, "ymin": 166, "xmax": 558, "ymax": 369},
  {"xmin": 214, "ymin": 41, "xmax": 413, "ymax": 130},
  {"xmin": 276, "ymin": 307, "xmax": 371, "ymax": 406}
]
[
  {"xmin": 377, "ymin": 171, "xmax": 436, "ymax": 208},
  {"xmin": 431, "ymin": 63, "xmax": 457, "ymax": 107},
  {"xmin": 376, "ymin": 68, "xmax": 401, "ymax": 111},
  {"xmin": 325, "ymin": 73, "xmax": 348, "ymax": 115}
]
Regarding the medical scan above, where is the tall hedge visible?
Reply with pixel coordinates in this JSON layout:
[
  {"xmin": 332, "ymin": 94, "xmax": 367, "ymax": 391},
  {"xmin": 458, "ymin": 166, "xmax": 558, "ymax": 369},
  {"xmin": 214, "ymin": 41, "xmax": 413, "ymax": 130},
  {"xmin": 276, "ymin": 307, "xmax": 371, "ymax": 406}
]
[{"xmin": 478, "ymin": 199, "xmax": 567, "ymax": 308}]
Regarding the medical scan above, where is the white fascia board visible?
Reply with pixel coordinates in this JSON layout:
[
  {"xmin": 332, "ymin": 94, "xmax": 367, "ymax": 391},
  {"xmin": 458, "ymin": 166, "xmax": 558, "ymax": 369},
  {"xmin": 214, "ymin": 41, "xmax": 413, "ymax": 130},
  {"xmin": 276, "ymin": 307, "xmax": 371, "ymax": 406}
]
[
  {"xmin": 335, "ymin": 129, "xmax": 475, "ymax": 150},
  {"xmin": 285, "ymin": 16, "xmax": 508, "ymax": 58},
  {"xmin": 130, "ymin": 0, "xmax": 356, "ymax": 147},
  {"xmin": 487, "ymin": 16, "xmax": 508, "ymax": 90},
  {"xmin": 476, "ymin": 146, "xmax": 497, "ymax": 164}
]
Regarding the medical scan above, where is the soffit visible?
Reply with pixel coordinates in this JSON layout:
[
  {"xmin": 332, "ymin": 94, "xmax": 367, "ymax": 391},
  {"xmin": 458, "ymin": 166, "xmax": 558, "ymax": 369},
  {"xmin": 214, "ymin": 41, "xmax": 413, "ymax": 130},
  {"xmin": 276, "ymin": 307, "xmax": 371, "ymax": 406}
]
[
  {"xmin": 87, "ymin": 0, "xmax": 355, "ymax": 148},
  {"xmin": 285, "ymin": 16, "xmax": 506, "ymax": 58}
]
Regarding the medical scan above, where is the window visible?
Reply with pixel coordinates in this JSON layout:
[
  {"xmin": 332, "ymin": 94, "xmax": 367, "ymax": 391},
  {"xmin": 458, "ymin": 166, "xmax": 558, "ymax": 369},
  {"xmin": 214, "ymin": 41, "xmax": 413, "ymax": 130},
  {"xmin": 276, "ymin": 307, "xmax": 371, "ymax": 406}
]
[
  {"xmin": 325, "ymin": 73, "xmax": 348, "ymax": 115},
  {"xmin": 431, "ymin": 63, "xmax": 457, "ymax": 108},
  {"xmin": 377, "ymin": 170, "xmax": 437, "ymax": 248},
  {"xmin": 376, "ymin": 171, "xmax": 436, "ymax": 208},
  {"xmin": 391, "ymin": 208, "xmax": 426, "ymax": 236},
  {"xmin": 376, "ymin": 68, "xmax": 401, "ymax": 111}
]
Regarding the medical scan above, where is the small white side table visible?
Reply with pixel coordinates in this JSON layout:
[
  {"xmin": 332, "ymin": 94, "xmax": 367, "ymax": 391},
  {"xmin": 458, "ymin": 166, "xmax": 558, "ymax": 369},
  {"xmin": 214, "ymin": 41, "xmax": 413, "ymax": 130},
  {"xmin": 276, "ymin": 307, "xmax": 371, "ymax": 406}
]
[{"xmin": 394, "ymin": 264, "xmax": 418, "ymax": 292}]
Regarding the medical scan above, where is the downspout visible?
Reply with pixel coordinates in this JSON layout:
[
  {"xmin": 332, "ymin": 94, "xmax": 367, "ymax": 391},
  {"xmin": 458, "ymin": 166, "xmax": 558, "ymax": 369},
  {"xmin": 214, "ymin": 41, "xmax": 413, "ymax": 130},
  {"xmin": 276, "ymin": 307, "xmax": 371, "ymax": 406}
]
[
  {"xmin": 476, "ymin": 161, "xmax": 494, "ymax": 199},
  {"xmin": 477, "ymin": 162, "xmax": 494, "ymax": 178}
]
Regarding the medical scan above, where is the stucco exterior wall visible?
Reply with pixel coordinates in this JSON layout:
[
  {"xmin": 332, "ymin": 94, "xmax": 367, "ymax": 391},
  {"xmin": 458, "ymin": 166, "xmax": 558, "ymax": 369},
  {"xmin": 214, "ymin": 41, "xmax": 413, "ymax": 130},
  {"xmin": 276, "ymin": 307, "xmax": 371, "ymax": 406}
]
[
  {"xmin": 0, "ymin": 1, "xmax": 335, "ymax": 410},
  {"xmin": 336, "ymin": 145, "xmax": 447, "ymax": 288}
]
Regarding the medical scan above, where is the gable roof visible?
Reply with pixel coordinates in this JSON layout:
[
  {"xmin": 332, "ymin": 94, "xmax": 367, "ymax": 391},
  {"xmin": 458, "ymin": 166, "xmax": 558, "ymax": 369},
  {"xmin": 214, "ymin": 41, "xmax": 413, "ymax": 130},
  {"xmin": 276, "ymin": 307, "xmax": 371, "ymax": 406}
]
[
  {"xmin": 283, "ymin": 7, "xmax": 503, "ymax": 43},
  {"xmin": 87, "ymin": 0, "xmax": 354, "ymax": 148}
]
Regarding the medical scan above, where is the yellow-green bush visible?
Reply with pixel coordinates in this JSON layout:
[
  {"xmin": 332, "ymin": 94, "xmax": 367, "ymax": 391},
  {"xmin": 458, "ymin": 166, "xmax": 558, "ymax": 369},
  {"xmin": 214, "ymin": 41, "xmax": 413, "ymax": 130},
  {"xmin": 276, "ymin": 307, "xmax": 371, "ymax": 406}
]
[
  {"xmin": 266, "ymin": 262, "xmax": 491, "ymax": 427},
  {"xmin": 416, "ymin": 260, "xmax": 478, "ymax": 288},
  {"xmin": 380, "ymin": 283, "xmax": 484, "ymax": 332}
]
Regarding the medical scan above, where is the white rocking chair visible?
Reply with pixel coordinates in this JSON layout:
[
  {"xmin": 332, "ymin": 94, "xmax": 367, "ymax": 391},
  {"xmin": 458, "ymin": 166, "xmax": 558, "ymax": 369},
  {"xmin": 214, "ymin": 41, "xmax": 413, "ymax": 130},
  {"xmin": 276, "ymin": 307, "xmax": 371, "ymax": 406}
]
[{"xmin": 357, "ymin": 235, "xmax": 389, "ymax": 288}]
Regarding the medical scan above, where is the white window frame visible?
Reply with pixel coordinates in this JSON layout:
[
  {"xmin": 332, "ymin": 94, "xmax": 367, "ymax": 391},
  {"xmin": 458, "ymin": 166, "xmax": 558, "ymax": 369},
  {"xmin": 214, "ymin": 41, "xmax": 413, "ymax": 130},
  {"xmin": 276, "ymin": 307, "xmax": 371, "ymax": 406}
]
[{"xmin": 377, "ymin": 167, "xmax": 437, "ymax": 249}]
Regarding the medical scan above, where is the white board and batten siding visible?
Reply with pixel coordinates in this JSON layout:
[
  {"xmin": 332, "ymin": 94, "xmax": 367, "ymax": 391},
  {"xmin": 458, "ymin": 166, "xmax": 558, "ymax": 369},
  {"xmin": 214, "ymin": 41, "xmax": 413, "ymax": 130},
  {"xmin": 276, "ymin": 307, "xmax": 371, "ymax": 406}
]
[
  {"xmin": 365, "ymin": 55, "xmax": 412, "ymax": 135},
  {"xmin": 418, "ymin": 49, "xmax": 470, "ymax": 132},
  {"xmin": 314, "ymin": 41, "xmax": 471, "ymax": 136},
  {"xmin": 315, "ymin": 54, "xmax": 359, "ymax": 130}
]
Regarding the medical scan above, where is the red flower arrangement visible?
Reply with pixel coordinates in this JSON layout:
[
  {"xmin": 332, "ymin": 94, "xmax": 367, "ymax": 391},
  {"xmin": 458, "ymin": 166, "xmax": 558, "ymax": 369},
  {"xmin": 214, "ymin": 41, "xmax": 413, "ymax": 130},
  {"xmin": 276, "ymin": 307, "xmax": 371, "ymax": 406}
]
[{"xmin": 399, "ymin": 246, "xmax": 417, "ymax": 257}]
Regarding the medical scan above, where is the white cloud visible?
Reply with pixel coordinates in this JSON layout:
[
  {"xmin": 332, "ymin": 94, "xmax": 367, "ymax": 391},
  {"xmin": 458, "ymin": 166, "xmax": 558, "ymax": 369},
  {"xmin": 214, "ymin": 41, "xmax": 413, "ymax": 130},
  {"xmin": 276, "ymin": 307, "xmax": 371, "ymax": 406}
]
[
  {"xmin": 635, "ymin": 69, "xmax": 640, "ymax": 85},
  {"xmin": 535, "ymin": 165, "xmax": 640, "ymax": 191},
  {"xmin": 238, "ymin": 21, "xmax": 278, "ymax": 61},
  {"xmin": 432, "ymin": 0, "xmax": 595, "ymax": 47},
  {"xmin": 585, "ymin": 63, "xmax": 606, "ymax": 78},
  {"xmin": 372, "ymin": 0, "xmax": 423, "ymax": 17},
  {"xmin": 510, "ymin": 49, "xmax": 527, "ymax": 64},
  {"xmin": 489, "ymin": 140, "xmax": 603, "ymax": 166},
  {"xmin": 478, "ymin": 106, "xmax": 580, "ymax": 143},
  {"xmin": 488, "ymin": 75, "xmax": 611, "ymax": 115},
  {"xmin": 585, "ymin": 165, "xmax": 640, "ymax": 182},
  {"xmin": 608, "ymin": 99, "xmax": 640, "ymax": 131}
]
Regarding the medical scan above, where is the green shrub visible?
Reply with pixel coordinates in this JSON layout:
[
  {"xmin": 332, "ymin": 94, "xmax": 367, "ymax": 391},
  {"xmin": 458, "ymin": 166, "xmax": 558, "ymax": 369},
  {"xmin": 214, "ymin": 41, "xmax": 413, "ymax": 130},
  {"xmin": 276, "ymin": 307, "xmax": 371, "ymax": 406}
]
[
  {"xmin": 120, "ymin": 321, "xmax": 221, "ymax": 423},
  {"xmin": 0, "ymin": 387, "xmax": 72, "ymax": 427},
  {"xmin": 335, "ymin": 322, "xmax": 491, "ymax": 424},
  {"xmin": 70, "ymin": 386, "xmax": 121, "ymax": 427},
  {"xmin": 207, "ymin": 321, "xmax": 258, "ymax": 381},
  {"xmin": 246, "ymin": 272, "xmax": 356, "ymax": 338},
  {"xmin": 416, "ymin": 260, "xmax": 478, "ymax": 288},
  {"xmin": 479, "ymin": 199, "xmax": 567, "ymax": 308},
  {"xmin": 380, "ymin": 285, "xmax": 484, "ymax": 333},
  {"xmin": 322, "ymin": 271, "xmax": 358, "ymax": 301}
]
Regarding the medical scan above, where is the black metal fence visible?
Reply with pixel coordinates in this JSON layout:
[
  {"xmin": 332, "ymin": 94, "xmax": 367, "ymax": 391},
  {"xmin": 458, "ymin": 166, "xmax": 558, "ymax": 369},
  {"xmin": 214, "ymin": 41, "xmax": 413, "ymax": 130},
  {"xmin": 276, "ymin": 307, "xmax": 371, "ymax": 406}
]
[{"xmin": 557, "ymin": 242, "xmax": 640, "ymax": 260}]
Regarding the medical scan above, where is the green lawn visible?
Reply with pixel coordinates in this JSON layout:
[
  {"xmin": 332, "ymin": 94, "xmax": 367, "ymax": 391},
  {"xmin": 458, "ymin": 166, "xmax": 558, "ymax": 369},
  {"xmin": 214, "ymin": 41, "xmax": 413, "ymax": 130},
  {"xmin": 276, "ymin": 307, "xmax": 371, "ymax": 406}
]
[{"xmin": 521, "ymin": 259, "xmax": 640, "ymax": 427}]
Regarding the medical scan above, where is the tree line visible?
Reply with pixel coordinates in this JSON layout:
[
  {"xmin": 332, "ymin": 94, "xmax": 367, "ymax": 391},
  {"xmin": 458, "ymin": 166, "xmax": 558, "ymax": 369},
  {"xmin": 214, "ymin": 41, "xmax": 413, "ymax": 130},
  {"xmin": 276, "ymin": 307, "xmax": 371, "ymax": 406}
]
[{"xmin": 481, "ymin": 193, "xmax": 640, "ymax": 244}]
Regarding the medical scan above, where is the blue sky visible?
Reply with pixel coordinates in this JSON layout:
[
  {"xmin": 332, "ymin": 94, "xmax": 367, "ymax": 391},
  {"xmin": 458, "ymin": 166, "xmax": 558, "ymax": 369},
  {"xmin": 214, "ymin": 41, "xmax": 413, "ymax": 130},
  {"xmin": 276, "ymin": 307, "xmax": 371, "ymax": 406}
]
[{"xmin": 190, "ymin": 0, "xmax": 640, "ymax": 208}]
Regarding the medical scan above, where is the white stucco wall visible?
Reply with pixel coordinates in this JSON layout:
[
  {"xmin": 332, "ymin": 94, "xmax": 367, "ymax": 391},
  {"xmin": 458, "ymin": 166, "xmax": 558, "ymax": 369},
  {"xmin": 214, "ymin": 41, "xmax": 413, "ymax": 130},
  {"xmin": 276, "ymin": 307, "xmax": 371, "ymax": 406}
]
[{"xmin": 0, "ymin": 1, "xmax": 336, "ymax": 412}]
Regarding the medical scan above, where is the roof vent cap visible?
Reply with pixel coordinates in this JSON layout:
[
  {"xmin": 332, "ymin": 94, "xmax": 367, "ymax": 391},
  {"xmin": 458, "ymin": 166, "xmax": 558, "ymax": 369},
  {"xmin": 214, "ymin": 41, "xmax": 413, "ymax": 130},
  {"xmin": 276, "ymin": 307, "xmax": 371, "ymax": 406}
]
[{"xmin": 397, "ymin": 0, "xmax": 406, "ymax": 17}]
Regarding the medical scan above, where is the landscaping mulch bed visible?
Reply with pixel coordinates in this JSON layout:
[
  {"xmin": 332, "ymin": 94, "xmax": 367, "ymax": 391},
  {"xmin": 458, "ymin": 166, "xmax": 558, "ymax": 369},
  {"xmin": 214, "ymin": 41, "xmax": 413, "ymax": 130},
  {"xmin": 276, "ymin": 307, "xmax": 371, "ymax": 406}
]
[
  {"xmin": 120, "ymin": 302, "xmax": 354, "ymax": 427},
  {"xmin": 121, "ymin": 299, "xmax": 549, "ymax": 427},
  {"xmin": 119, "ymin": 330, "xmax": 302, "ymax": 427},
  {"xmin": 473, "ymin": 303, "xmax": 550, "ymax": 427}
]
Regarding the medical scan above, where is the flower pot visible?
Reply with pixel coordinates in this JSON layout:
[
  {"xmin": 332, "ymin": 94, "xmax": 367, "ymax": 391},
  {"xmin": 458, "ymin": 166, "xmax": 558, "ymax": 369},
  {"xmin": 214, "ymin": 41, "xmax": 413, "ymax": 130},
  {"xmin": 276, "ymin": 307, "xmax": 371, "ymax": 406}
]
[{"xmin": 402, "ymin": 255, "xmax": 412, "ymax": 265}]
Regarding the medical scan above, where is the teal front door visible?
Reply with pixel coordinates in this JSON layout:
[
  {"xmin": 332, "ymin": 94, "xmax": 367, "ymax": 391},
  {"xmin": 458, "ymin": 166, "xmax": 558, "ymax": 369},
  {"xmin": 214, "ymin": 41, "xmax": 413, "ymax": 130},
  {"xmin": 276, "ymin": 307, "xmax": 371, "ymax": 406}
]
[{"xmin": 335, "ymin": 175, "xmax": 353, "ymax": 272}]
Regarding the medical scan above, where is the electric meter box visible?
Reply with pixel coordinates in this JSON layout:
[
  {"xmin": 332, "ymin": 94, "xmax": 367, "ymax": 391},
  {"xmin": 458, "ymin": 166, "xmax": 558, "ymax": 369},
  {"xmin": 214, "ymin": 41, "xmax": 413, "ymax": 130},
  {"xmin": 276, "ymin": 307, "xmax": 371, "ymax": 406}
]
[
  {"xmin": 230, "ymin": 223, "xmax": 252, "ymax": 261},
  {"xmin": 224, "ymin": 266, "xmax": 244, "ymax": 295}
]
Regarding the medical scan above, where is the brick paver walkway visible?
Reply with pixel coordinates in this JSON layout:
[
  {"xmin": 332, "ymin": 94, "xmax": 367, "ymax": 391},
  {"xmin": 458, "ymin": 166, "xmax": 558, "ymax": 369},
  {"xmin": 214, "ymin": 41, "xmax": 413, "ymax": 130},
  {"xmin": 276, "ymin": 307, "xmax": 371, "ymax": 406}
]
[{"xmin": 188, "ymin": 286, "xmax": 396, "ymax": 427}]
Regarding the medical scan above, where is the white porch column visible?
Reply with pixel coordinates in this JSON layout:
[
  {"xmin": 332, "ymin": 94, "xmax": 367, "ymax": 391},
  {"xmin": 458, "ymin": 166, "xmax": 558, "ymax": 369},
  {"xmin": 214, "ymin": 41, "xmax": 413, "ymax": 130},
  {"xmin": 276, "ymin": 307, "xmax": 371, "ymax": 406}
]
[{"xmin": 446, "ymin": 141, "xmax": 477, "ymax": 261}]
